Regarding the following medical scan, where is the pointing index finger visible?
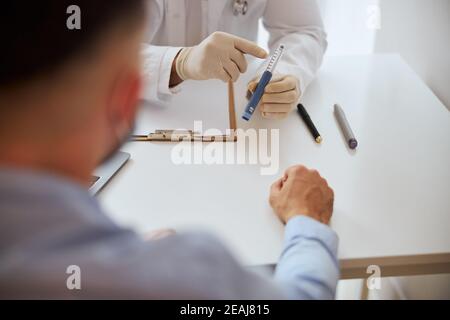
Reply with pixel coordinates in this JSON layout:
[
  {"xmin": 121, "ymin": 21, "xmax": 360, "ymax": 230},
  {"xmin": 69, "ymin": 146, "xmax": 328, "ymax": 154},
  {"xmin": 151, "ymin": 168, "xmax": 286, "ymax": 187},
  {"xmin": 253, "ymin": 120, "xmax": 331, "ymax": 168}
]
[{"xmin": 233, "ymin": 36, "xmax": 268, "ymax": 59}]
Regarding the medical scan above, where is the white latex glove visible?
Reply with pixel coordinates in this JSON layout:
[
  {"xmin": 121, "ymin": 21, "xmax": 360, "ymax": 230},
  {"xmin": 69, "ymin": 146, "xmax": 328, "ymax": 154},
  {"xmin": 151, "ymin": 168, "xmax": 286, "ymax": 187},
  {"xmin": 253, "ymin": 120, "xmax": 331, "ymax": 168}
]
[
  {"xmin": 247, "ymin": 74, "xmax": 301, "ymax": 119},
  {"xmin": 175, "ymin": 32, "xmax": 267, "ymax": 82}
]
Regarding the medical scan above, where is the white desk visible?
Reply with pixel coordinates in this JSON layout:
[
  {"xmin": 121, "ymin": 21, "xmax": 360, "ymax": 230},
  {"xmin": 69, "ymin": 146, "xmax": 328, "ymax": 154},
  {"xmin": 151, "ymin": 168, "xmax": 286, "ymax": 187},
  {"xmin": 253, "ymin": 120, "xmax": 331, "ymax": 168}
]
[{"xmin": 99, "ymin": 54, "xmax": 450, "ymax": 278}]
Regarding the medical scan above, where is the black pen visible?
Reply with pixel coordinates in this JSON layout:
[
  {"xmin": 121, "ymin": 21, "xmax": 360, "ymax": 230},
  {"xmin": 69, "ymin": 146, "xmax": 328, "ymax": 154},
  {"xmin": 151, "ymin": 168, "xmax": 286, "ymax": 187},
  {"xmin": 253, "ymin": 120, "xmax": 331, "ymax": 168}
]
[{"xmin": 297, "ymin": 103, "xmax": 322, "ymax": 143}]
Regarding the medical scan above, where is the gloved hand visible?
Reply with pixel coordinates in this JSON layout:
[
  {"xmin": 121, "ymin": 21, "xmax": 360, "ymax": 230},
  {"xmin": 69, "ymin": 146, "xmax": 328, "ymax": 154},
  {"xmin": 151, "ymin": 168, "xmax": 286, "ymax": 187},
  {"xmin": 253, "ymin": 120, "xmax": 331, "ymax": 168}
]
[
  {"xmin": 175, "ymin": 32, "xmax": 267, "ymax": 82},
  {"xmin": 247, "ymin": 74, "xmax": 301, "ymax": 119}
]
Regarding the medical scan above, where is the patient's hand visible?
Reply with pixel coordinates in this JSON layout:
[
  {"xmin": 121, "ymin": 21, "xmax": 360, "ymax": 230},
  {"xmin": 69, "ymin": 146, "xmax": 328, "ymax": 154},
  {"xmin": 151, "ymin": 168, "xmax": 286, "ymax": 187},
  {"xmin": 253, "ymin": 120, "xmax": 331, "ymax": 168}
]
[{"xmin": 269, "ymin": 165, "xmax": 334, "ymax": 225}]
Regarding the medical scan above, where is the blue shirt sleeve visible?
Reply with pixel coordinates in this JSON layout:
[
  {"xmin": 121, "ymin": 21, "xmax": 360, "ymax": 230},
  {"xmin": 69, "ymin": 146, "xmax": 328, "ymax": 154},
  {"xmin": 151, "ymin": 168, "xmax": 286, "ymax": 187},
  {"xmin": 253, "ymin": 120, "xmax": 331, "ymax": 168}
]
[{"xmin": 274, "ymin": 215, "xmax": 340, "ymax": 299}]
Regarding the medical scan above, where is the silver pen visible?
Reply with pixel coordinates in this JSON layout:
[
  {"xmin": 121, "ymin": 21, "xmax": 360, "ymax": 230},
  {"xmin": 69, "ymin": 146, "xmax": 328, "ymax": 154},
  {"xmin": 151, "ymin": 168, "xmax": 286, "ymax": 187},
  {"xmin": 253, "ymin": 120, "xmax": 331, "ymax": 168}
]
[{"xmin": 334, "ymin": 104, "xmax": 358, "ymax": 149}]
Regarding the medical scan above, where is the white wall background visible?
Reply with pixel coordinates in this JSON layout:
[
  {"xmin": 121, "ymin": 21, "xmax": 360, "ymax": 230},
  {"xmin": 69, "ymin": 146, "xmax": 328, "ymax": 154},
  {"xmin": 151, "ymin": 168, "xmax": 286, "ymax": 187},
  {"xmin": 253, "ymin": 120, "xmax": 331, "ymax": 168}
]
[
  {"xmin": 375, "ymin": 0, "xmax": 450, "ymax": 109},
  {"xmin": 258, "ymin": 0, "xmax": 380, "ymax": 55},
  {"xmin": 318, "ymin": 0, "xmax": 379, "ymax": 55},
  {"xmin": 259, "ymin": 0, "xmax": 450, "ymax": 299}
]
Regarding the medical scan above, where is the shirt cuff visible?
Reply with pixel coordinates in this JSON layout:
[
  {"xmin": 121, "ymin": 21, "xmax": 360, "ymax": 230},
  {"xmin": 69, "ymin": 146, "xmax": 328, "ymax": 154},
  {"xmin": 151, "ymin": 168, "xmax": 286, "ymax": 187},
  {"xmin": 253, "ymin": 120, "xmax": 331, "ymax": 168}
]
[
  {"xmin": 158, "ymin": 46, "xmax": 183, "ymax": 96},
  {"xmin": 284, "ymin": 215, "xmax": 338, "ymax": 257}
]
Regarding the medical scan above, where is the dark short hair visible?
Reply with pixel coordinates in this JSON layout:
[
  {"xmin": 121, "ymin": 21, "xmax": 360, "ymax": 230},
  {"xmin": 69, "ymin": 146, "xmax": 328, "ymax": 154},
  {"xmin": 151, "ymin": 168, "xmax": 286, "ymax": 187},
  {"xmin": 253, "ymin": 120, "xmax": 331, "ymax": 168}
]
[{"xmin": 0, "ymin": 1, "xmax": 146, "ymax": 87}]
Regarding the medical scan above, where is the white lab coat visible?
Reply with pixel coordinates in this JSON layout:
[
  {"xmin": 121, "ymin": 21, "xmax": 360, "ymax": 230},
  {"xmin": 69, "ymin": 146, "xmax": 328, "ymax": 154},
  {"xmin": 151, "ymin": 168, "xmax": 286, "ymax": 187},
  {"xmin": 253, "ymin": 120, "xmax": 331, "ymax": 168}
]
[{"xmin": 141, "ymin": 0, "xmax": 327, "ymax": 102}]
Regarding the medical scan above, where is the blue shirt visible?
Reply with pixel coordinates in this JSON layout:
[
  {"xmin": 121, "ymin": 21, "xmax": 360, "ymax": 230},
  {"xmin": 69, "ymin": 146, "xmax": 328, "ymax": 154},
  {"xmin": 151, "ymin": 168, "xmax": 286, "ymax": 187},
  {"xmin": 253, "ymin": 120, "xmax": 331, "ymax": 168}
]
[{"xmin": 0, "ymin": 168, "xmax": 339, "ymax": 299}]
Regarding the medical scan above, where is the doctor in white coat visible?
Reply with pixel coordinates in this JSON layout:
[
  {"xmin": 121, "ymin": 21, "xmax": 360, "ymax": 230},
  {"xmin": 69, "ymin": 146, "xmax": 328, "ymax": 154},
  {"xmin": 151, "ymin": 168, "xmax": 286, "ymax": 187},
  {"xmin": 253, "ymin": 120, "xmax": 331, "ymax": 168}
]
[{"xmin": 142, "ymin": 0, "xmax": 327, "ymax": 119}]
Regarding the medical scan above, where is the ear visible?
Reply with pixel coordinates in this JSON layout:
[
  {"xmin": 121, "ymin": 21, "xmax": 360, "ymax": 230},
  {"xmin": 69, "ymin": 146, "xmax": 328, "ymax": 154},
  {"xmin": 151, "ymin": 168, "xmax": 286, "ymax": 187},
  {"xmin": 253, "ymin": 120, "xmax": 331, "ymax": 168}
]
[{"xmin": 106, "ymin": 69, "xmax": 142, "ymax": 138}]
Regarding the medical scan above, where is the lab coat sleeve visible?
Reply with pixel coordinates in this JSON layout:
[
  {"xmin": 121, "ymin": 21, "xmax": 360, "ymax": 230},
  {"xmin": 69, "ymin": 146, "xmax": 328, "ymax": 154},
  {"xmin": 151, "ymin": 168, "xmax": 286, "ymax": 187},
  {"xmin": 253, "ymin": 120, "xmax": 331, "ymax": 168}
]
[
  {"xmin": 261, "ymin": 0, "xmax": 327, "ymax": 94},
  {"xmin": 140, "ymin": 43, "xmax": 183, "ymax": 102}
]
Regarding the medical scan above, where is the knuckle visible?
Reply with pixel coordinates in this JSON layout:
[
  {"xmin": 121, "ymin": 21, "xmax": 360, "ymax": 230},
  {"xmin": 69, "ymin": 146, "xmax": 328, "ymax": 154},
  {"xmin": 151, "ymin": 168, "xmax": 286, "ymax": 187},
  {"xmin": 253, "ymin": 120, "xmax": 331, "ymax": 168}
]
[
  {"xmin": 204, "ymin": 42, "xmax": 214, "ymax": 52},
  {"xmin": 291, "ymin": 165, "xmax": 306, "ymax": 175},
  {"xmin": 311, "ymin": 169, "xmax": 320, "ymax": 176},
  {"xmin": 211, "ymin": 31, "xmax": 222, "ymax": 38},
  {"xmin": 328, "ymin": 186, "xmax": 335, "ymax": 198},
  {"xmin": 287, "ymin": 90, "xmax": 297, "ymax": 101},
  {"xmin": 287, "ymin": 76, "xmax": 297, "ymax": 86},
  {"xmin": 297, "ymin": 165, "xmax": 307, "ymax": 172}
]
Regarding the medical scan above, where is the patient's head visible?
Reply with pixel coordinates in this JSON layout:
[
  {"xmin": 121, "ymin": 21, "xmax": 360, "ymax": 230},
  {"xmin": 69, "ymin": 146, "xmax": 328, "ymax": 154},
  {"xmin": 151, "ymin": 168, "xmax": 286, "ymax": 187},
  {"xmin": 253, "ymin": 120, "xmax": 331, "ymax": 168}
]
[{"xmin": 0, "ymin": 1, "xmax": 146, "ymax": 185}]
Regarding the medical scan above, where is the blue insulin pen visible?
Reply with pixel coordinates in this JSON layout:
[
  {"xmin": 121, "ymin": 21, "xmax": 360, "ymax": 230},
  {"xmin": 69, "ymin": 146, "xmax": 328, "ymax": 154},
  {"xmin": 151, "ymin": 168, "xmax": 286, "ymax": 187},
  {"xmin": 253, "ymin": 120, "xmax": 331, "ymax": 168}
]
[{"xmin": 242, "ymin": 44, "xmax": 285, "ymax": 121}]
